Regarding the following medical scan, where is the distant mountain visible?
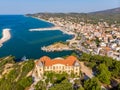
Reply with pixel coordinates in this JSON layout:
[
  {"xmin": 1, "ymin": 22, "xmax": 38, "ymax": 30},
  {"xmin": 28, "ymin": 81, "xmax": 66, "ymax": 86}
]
[
  {"xmin": 27, "ymin": 7, "xmax": 120, "ymax": 25},
  {"xmin": 90, "ymin": 7, "xmax": 120, "ymax": 14}
]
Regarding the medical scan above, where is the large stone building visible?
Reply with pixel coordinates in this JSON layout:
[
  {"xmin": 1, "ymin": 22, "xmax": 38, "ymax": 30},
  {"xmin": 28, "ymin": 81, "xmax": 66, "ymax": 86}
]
[{"xmin": 35, "ymin": 56, "xmax": 80, "ymax": 78}]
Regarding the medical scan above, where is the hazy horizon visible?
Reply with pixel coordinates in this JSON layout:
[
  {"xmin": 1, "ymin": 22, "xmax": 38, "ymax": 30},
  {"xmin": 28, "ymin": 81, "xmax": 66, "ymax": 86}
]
[{"xmin": 0, "ymin": 0, "xmax": 119, "ymax": 14}]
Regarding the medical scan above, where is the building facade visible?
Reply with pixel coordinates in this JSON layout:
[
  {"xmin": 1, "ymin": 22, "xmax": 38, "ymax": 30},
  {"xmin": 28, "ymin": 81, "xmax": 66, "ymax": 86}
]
[{"xmin": 35, "ymin": 56, "xmax": 80, "ymax": 78}]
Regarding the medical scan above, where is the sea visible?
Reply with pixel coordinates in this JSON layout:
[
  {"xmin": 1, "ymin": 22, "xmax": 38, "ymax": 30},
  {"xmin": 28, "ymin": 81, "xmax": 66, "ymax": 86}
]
[{"xmin": 0, "ymin": 15, "xmax": 73, "ymax": 60}]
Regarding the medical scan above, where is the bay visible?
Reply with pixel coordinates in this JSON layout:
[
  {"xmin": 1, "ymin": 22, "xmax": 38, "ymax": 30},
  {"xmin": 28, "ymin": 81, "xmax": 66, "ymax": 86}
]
[{"xmin": 0, "ymin": 15, "xmax": 73, "ymax": 60}]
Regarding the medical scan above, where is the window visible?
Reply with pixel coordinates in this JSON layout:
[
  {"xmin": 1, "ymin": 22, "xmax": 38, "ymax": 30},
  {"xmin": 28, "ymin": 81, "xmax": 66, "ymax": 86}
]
[
  {"xmin": 59, "ymin": 66, "xmax": 61, "ymax": 69},
  {"xmin": 68, "ymin": 66, "xmax": 70, "ymax": 69},
  {"xmin": 62, "ymin": 66, "xmax": 64, "ymax": 69},
  {"xmin": 66, "ymin": 66, "xmax": 68, "ymax": 69},
  {"xmin": 50, "ymin": 66, "xmax": 52, "ymax": 69},
  {"xmin": 56, "ymin": 66, "xmax": 58, "ymax": 69},
  {"xmin": 53, "ymin": 66, "xmax": 55, "ymax": 70},
  {"xmin": 65, "ymin": 66, "xmax": 67, "ymax": 69},
  {"xmin": 49, "ymin": 66, "xmax": 51, "ymax": 70},
  {"xmin": 75, "ymin": 72, "xmax": 78, "ymax": 75}
]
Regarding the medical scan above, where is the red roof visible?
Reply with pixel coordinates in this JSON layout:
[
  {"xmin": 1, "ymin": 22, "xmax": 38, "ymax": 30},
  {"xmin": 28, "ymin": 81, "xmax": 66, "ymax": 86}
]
[{"xmin": 36, "ymin": 56, "xmax": 77, "ymax": 66}]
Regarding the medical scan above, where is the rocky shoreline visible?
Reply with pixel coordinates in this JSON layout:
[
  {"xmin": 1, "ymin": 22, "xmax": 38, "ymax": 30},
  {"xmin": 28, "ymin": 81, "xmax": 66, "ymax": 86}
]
[{"xmin": 41, "ymin": 42, "xmax": 73, "ymax": 52}]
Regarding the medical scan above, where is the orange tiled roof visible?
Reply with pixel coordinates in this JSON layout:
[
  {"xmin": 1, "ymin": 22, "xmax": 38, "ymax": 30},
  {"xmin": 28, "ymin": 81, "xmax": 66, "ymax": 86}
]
[
  {"xmin": 104, "ymin": 46, "xmax": 111, "ymax": 52},
  {"xmin": 36, "ymin": 56, "xmax": 77, "ymax": 66}
]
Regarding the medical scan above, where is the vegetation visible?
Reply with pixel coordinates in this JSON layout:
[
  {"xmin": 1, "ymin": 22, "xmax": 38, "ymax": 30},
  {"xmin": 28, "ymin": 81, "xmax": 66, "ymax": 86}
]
[
  {"xmin": 49, "ymin": 79, "xmax": 73, "ymax": 90},
  {"xmin": 111, "ymin": 61, "xmax": 120, "ymax": 78},
  {"xmin": 35, "ymin": 80, "xmax": 46, "ymax": 90},
  {"xmin": 54, "ymin": 41, "xmax": 68, "ymax": 45},
  {"xmin": 44, "ymin": 72, "xmax": 68, "ymax": 84},
  {"xmin": 97, "ymin": 64, "xmax": 111, "ymax": 84},
  {"xmin": 80, "ymin": 53, "xmax": 120, "ymax": 78},
  {"xmin": 84, "ymin": 77, "xmax": 101, "ymax": 90},
  {"xmin": 19, "ymin": 60, "xmax": 34, "ymax": 79},
  {"xmin": 79, "ymin": 53, "xmax": 120, "ymax": 89},
  {"xmin": 28, "ymin": 12, "xmax": 120, "ymax": 25},
  {"xmin": 18, "ymin": 76, "xmax": 33, "ymax": 89},
  {"xmin": 0, "ymin": 54, "xmax": 120, "ymax": 90},
  {"xmin": 0, "ymin": 56, "xmax": 15, "ymax": 74},
  {"xmin": 0, "ymin": 56, "xmax": 34, "ymax": 90},
  {"xmin": 95, "ymin": 37, "xmax": 101, "ymax": 46}
]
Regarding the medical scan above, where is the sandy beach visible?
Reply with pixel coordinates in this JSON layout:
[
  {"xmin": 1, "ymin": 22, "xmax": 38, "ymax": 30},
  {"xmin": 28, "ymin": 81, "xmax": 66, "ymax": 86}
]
[
  {"xmin": 32, "ymin": 16, "xmax": 54, "ymax": 25},
  {"xmin": 0, "ymin": 29, "xmax": 11, "ymax": 47},
  {"xmin": 30, "ymin": 17, "xmax": 75, "ymax": 35}
]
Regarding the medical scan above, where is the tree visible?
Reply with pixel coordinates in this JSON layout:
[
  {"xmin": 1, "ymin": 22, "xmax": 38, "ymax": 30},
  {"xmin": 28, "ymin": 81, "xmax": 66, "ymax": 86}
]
[
  {"xmin": 49, "ymin": 79, "xmax": 73, "ymax": 90},
  {"xmin": 35, "ymin": 81, "xmax": 46, "ymax": 90},
  {"xmin": 84, "ymin": 77, "xmax": 101, "ymax": 90},
  {"xmin": 45, "ymin": 72, "xmax": 67, "ymax": 84},
  {"xmin": 18, "ymin": 76, "xmax": 33, "ymax": 89},
  {"xmin": 95, "ymin": 37, "xmax": 100, "ymax": 47},
  {"xmin": 117, "ymin": 84, "xmax": 120, "ymax": 90},
  {"xmin": 20, "ymin": 60, "xmax": 34, "ymax": 78},
  {"xmin": 80, "ymin": 53, "xmax": 91, "ymax": 61},
  {"xmin": 111, "ymin": 61, "xmax": 120, "ymax": 78},
  {"xmin": 97, "ymin": 64, "xmax": 111, "ymax": 84},
  {"xmin": 78, "ymin": 86, "xmax": 84, "ymax": 90}
]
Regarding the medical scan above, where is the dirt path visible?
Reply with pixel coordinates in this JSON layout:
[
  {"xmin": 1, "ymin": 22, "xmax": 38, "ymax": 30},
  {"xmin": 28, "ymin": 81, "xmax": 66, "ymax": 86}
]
[
  {"xmin": 15, "ymin": 64, "xmax": 23, "ymax": 82},
  {"xmin": 2, "ymin": 63, "xmax": 13, "ymax": 75},
  {"xmin": 79, "ymin": 62, "xmax": 94, "ymax": 78}
]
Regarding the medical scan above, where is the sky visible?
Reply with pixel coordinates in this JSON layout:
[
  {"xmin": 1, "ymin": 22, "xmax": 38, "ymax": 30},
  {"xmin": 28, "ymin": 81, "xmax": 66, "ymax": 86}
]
[{"xmin": 0, "ymin": 0, "xmax": 119, "ymax": 14}]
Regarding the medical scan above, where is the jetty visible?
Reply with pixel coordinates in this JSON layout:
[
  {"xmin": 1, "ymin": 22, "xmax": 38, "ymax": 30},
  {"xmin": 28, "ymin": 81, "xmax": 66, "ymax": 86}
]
[
  {"xmin": 29, "ymin": 26, "xmax": 61, "ymax": 31},
  {"xmin": 0, "ymin": 29, "xmax": 11, "ymax": 47},
  {"xmin": 29, "ymin": 26, "xmax": 75, "ymax": 35}
]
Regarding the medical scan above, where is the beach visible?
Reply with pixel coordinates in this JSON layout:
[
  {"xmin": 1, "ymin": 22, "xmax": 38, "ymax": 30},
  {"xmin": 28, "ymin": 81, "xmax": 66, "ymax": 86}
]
[
  {"xmin": 32, "ymin": 16, "xmax": 54, "ymax": 25},
  {"xmin": 30, "ymin": 16, "xmax": 75, "ymax": 35},
  {"xmin": 0, "ymin": 29, "xmax": 11, "ymax": 47}
]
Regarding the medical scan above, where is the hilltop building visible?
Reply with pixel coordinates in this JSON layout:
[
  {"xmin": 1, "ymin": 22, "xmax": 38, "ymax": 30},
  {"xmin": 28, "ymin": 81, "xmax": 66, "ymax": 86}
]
[{"xmin": 35, "ymin": 56, "xmax": 80, "ymax": 78}]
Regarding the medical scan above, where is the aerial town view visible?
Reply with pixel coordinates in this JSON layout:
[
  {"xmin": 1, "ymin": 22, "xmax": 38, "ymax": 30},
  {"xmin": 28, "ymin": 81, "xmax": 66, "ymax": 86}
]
[{"xmin": 0, "ymin": 0, "xmax": 120, "ymax": 90}]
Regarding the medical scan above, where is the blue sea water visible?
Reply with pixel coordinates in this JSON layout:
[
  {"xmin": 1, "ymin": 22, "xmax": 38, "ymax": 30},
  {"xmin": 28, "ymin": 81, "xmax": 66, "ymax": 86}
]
[{"xmin": 0, "ymin": 15, "xmax": 73, "ymax": 60}]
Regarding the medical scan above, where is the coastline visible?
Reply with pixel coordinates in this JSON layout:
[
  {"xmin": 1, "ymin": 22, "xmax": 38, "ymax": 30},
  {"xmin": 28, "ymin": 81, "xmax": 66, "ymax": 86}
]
[
  {"xmin": 0, "ymin": 29, "xmax": 11, "ymax": 47},
  {"xmin": 30, "ymin": 16, "xmax": 75, "ymax": 35},
  {"xmin": 41, "ymin": 42, "xmax": 73, "ymax": 52},
  {"xmin": 29, "ymin": 16, "xmax": 77, "ymax": 52},
  {"xmin": 31, "ymin": 16, "xmax": 55, "ymax": 26},
  {"xmin": 0, "ymin": 15, "xmax": 74, "ymax": 59}
]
